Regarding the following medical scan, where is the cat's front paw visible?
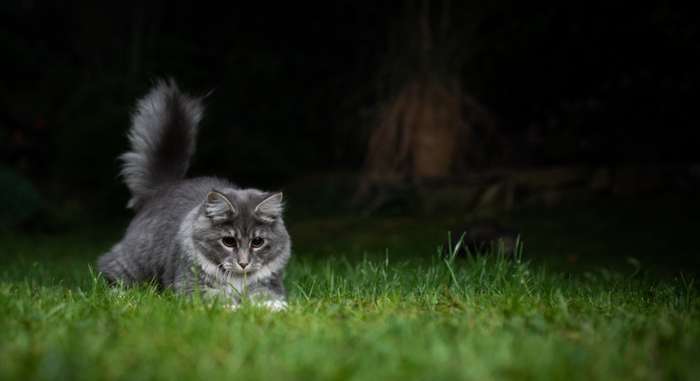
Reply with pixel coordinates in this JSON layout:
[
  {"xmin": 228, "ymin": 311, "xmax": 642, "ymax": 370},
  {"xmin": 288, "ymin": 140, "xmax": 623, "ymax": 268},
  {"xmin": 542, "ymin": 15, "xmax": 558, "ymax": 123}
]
[
  {"xmin": 260, "ymin": 300, "xmax": 288, "ymax": 311},
  {"xmin": 226, "ymin": 300, "xmax": 287, "ymax": 312}
]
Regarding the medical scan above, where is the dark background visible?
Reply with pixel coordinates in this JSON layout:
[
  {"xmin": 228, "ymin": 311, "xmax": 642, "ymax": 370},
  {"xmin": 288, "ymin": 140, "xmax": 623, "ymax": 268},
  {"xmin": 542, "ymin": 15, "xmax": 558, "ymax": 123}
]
[{"xmin": 1, "ymin": 1, "xmax": 699, "ymax": 271}]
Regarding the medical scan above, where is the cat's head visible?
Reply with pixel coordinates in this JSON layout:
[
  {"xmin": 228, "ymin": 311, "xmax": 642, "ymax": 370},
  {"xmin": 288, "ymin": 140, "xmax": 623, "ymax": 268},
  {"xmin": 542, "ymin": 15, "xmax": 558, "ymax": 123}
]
[{"xmin": 191, "ymin": 188, "xmax": 290, "ymax": 276}]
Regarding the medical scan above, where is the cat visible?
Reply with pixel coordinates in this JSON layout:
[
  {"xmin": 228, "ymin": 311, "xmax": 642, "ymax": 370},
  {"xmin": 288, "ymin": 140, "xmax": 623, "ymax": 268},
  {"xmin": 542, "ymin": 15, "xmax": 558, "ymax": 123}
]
[{"xmin": 97, "ymin": 79, "xmax": 291, "ymax": 311}]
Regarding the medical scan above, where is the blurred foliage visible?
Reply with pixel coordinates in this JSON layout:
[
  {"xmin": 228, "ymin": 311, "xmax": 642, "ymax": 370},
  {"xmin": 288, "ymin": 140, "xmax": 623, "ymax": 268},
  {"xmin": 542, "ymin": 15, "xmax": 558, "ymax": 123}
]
[
  {"xmin": 0, "ymin": 2, "xmax": 698, "ymax": 221},
  {"xmin": 0, "ymin": 166, "xmax": 43, "ymax": 230}
]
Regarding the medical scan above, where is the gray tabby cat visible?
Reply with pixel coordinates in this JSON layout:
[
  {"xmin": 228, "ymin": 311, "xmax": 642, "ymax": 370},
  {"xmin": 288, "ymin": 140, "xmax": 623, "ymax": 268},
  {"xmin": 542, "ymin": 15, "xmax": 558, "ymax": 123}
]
[{"xmin": 97, "ymin": 79, "xmax": 291, "ymax": 310}]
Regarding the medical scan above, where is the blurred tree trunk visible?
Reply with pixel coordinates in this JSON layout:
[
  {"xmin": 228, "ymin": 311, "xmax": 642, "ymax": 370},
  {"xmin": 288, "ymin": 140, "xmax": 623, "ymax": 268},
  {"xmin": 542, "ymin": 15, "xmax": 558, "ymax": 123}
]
[
  {"xmin": 366, "ymin": 75, "xmax": 462, "ymax": 182},
  {"xmin": 362, "ymin": 0, "xmax": 494, "ymax": 192}
]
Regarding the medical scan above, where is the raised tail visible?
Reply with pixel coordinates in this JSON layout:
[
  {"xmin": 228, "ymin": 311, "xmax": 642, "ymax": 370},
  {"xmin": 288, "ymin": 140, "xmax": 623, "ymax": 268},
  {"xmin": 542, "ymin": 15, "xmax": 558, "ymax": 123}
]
[{"xmin": 120, "ymin": 79, "xmax": 204, "ymax": 209}]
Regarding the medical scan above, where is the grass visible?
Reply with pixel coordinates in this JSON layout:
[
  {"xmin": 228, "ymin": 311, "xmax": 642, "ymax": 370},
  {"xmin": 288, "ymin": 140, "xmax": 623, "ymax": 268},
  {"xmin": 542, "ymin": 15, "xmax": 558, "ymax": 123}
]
[{"xmin": 1, "ymin": 202, "xmax": 699, "ymax": 380}]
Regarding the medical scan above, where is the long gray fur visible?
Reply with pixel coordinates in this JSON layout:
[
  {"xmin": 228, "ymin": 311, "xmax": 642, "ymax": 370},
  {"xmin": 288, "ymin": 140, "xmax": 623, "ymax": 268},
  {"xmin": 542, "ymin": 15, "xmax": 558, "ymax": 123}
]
[
  {"xmin": 98, "ymin": 80, "xmax": 291, "ymax": 309},
  {"xmin": 120, "ymin": 79, "xmax": 203, "ymax": 209}
]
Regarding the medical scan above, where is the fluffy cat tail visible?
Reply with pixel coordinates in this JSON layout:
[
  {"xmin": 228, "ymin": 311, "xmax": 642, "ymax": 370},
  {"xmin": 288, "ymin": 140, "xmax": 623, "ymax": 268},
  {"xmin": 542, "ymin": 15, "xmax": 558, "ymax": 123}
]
[{"xmin": 120, "ymin": 79, "xmax": 204, "ymax": 209}]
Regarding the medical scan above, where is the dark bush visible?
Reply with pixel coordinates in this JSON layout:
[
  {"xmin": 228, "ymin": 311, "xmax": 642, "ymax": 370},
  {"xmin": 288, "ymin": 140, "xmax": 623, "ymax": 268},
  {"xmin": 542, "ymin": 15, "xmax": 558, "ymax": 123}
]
[{"xmin": 0, "ymin": 167, "xmax": 43, "ymax": 230}]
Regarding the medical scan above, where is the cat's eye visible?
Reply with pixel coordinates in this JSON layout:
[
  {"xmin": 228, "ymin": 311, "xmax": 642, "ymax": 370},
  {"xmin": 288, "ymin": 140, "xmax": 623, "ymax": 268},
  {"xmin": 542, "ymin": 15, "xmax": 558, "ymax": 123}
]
[
  {"xmin": 221, "ymin": 237, "xmax": 237, "ymax": 248},
  {"xmin": 251, "ymin": 237, "xmax": 265, "ymax": 248}
]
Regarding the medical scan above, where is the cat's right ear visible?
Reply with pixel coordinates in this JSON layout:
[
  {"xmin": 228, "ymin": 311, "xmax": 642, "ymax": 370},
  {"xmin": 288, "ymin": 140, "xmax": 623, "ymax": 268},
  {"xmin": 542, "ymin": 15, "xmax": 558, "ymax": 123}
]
[{"xmin": 204, "ymin": 191, "xmax": 236, "ymax": 223}]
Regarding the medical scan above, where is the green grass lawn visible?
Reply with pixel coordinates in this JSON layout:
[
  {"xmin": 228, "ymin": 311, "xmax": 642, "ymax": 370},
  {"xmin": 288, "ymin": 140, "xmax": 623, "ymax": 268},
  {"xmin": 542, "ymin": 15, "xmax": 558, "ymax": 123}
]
[{"xmin": 1, "ymin": 200, "xmax": 699, "ymax": 380}]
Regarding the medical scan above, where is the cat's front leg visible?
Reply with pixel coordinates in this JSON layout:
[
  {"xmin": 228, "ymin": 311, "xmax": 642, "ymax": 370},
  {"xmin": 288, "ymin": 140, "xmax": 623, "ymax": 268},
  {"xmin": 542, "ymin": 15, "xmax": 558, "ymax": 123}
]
[
  {"xmin": 256, "ymin": 299, "xmax": 288, "ymax": 311},
  {"xmin": 247, "ymin": 288, "xmax": 287, "ymax": 311},
  {"xmin": 203, "ymin": 285, "xmax": 285, "ymax": 311},
  {"xmin": 196, "ymin": 285, "xmax": 243, "ymax": 310},
  {"xmin": 247, "ymin": 276, "xmax": 288, "ymax": 311},
  {"xmin": 222, "ymin": 294, "xmax": 286, "ymax": 311}
]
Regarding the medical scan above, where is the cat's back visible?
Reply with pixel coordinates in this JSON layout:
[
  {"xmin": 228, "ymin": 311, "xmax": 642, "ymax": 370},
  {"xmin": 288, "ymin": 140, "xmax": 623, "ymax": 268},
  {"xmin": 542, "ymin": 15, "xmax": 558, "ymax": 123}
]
[
  {"xmin": 99, "ymin": 176, "xmax": 233, "ymax": 284},
  {"xmin": 127, "ymin": 177, "xmax": 233, "ymax": 237},
  {"xmin": 103, "ymin": 177, "xmax": 233, "ymax": 283}
]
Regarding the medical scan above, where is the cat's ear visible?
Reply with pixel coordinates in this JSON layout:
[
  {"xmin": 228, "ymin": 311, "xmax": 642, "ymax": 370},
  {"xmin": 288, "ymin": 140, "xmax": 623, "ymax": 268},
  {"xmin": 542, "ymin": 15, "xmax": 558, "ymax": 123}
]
[
  {"xmin": 254, "ymin": 192, "xmax": 284, "ymax": 223},
  {"xmin": 205, "ymin": 191, "xmax": 236, "ymax": 223}
]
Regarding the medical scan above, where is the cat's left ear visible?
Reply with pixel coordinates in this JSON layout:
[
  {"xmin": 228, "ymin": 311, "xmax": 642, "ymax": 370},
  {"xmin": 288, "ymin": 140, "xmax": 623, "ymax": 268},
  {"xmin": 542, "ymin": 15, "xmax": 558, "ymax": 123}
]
[
  {"xmin": 254, "ymin": 192, "xmax": 284, "ymax": 223},
  {"xmin": 205, "ymin": 190, "xmax": 236, "ymax": 223}
]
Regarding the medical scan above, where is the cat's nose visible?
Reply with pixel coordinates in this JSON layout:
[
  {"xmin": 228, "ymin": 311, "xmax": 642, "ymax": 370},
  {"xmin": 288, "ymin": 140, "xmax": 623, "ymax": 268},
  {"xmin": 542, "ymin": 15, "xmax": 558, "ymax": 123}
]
[{"xmin": 238, "ymin": 261, "xmax": 249, "ymax": 269}]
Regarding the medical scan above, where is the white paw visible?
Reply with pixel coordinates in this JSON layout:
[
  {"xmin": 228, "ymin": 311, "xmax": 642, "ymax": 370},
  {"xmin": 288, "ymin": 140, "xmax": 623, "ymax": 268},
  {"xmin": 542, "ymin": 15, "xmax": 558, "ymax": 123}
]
[
  {"xmin": 225, "ymin": 301, "xmax": 287, "ymax": 311},
  {"xmin": 260, "ymin": 300, "xmax": 288, "ymax": 311},
  {"xmin": 108, "ymin": 287, "xmax": 128, "ymax": 299}
]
